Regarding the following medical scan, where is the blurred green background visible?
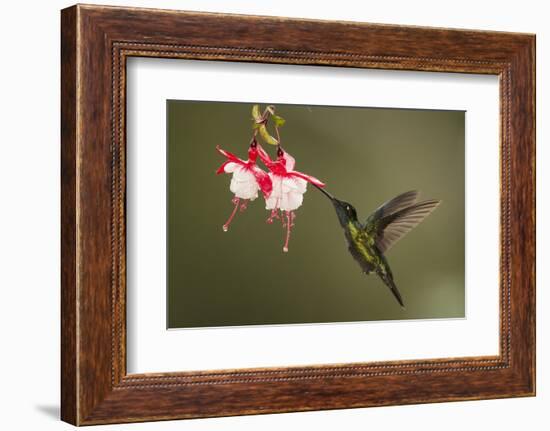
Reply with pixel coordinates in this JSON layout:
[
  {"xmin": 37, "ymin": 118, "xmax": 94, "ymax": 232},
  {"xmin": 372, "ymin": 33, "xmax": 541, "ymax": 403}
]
[{"xmin": 167, "ymin": 100, "xmax": 465, "ymax": 328}]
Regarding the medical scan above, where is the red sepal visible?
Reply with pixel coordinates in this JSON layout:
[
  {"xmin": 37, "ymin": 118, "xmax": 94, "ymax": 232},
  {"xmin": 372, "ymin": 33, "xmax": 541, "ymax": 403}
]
[
  {"xmin": 288, "ymin": 171, "xmax": 325, "ymax": 188},
  {"xmin": 216, "ymin": 145, "xmax": 241, "ymax": 161},
  {"xmin": 251, "ymin": 165, "xmax": 273, "ymax": 197},
  {"xmin": 256, "ymin": 144, "xmax": 273, "ymax": 166}
]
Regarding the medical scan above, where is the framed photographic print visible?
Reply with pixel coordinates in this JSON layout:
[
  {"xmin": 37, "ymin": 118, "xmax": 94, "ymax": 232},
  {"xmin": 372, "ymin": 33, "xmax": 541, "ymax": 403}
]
[{"xmin": 61, "ymin": 4, "xmax": 535, "ymax": 425}]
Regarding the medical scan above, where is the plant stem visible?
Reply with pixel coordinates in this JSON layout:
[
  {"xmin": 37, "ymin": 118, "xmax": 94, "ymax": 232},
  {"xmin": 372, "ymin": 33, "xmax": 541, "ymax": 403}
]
[{"xmin": 274, "ymin": 126, "xmax": 281, "ymax": 146}]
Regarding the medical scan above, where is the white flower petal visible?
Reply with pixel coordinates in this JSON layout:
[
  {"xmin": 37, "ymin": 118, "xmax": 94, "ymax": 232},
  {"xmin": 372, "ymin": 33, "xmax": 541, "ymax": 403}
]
[
  {"xmin": 265, "ymin": 194, "xmax": 278, "ymax": 210},
  {"xmin": 230, "ymin": 179, "xmax": 259, "ymax": 200},
  {"xmin": 280, "ymin": 190, "xmax": 304, "ymax": 211},
  {"xmin": 223, "ymin": 162, "xmax": 239, "ymax": 173},
  {"xmin": 229, "ymin": 168, "xmax": 259, "ymax": 200},
  {"xmin": 282, "ymin": 177, "xmax": 307, "ymax": 193},
  {"xmin": 264, "ymin": 176, "xmax": 307, "ymax": 211},
  {"xmin": 268, "ymin": 175, "xmax": 283, "ymax": 199},
  {"xmin": 232, "ymin": 166, "xmax": 254, "ymax": 181}
]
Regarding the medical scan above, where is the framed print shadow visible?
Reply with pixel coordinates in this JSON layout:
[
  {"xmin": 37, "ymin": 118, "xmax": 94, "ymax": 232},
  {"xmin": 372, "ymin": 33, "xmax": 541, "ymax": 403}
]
[{"xmin": 61, "ymin": 4, "xmax": 535, "ymax": 426}]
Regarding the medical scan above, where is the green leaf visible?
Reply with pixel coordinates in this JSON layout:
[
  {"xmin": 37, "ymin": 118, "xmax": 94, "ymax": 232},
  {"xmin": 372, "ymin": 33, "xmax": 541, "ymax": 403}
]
[
  {"xmin": 251, "ymin": 104, "xmax": 278, "ymax": 145},
  {"xmin": 251, "ymin": 104, "xmax": 262, "ymax": 122},
  {"xmin": 258, "ymin": 125, "xmax": 278, "ymax": 145},
  {"xmin": 272, "ymin": 114, "xmax": 286, "ymax": 128}
]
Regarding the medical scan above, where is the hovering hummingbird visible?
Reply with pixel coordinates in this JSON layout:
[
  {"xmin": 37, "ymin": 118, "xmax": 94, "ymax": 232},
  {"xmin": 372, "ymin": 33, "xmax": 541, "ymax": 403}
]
[{"xmin": 313, "ymin": 186, "xmax": 441, "ymax": 308}]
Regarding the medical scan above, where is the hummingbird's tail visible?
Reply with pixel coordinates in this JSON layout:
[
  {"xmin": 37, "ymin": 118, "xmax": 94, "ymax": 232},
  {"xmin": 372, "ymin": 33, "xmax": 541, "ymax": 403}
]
[{"xmin": 378, "ymin": 271, "xmax": 405, "ymax": 309}]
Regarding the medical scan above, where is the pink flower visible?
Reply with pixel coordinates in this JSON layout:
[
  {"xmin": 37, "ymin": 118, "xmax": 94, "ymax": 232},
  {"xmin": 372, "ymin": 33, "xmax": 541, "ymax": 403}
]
[
  {"xmin": 216, "ymin": 140, "xmax": 272, "ymax": 231},
  {"xmin": 257, "ymin": 146, "xmax": 325, "ymax": 252}
]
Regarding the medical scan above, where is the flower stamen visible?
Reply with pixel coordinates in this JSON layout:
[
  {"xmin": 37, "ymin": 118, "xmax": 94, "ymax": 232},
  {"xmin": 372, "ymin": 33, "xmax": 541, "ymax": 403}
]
[
  {"xmin": 222, "ymin": 197, "xmax": 241, "ymax": 232},
  {"xmin": 282, "ymin": 211, "xmax": 294, "ymax": 253},
  {"xmin": 266, "ymin": 209, "xmax": 280, "ymax": 224}
]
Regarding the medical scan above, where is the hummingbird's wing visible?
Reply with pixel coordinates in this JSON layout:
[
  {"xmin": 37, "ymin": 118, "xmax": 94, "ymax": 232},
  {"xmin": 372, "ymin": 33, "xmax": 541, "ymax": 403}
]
[
  {"xmin": 363, "ymin": 190, "xmax": 419, "ymax": 236},
  {"xmin": 365, "ymin": 199, "xmax": 441, "ymax": 254},
  {"xmin": 365, "ymin": 190, "xmax": 420, "ymax": 222}
]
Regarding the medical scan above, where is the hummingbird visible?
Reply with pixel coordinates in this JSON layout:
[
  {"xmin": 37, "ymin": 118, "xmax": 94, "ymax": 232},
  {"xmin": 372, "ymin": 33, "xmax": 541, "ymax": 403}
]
[{"xmin": 313, "ymin": 185, "xmax": 441, "ymax": 308}]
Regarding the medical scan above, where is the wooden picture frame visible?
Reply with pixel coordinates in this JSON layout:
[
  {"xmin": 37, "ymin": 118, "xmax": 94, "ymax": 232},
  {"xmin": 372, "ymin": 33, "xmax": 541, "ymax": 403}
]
[{"xmin": 61, "ymin": 4, "xmax": 535, "ymax": 425}]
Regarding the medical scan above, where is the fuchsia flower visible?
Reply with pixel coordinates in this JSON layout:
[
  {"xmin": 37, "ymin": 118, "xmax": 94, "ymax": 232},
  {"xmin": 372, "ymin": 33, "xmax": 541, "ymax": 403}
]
[
  {"xmin": 216, "ymin": 140, "xmax": 272, "ymax": 231},
  {"xmin": 258, "ymin": 145, "xmax": 325, "ymax": 252}
]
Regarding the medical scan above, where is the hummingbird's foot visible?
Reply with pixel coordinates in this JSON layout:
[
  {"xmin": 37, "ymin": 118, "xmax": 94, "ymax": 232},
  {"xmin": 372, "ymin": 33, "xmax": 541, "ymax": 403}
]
[
  {"xmin": 222, "ymin": 197, "xmax": 241, "ymax": 232},
  {"xmin": 282, "ymin": 211, "xmax": 295, "ymax": 253},
  {"xmin": 239, "ymin": 200, "xmax": 248, "ymax": 212}
]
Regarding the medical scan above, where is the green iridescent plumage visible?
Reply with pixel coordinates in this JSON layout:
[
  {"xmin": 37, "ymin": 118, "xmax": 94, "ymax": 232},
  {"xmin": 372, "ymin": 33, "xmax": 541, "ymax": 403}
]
[{"xmin": 314, "ymin": 187, "xmax": 441, "ymax": 308}]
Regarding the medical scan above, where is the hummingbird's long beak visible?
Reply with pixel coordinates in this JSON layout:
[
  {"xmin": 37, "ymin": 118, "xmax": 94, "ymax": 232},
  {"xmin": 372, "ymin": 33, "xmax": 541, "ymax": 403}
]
[{"xmin": 311, "ymin": 183, "xmax": 336, "ymax": 201}]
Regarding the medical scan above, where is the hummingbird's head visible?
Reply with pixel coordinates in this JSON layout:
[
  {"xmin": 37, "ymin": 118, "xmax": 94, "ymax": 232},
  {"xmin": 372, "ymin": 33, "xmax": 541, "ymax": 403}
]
[
  {"xmin": 332, "ymin": 199, "xmax": 358, "ymax": 227},
  {"xmin": 310, "ymin": 183, "xmax": 358, "ymax": 227}
]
